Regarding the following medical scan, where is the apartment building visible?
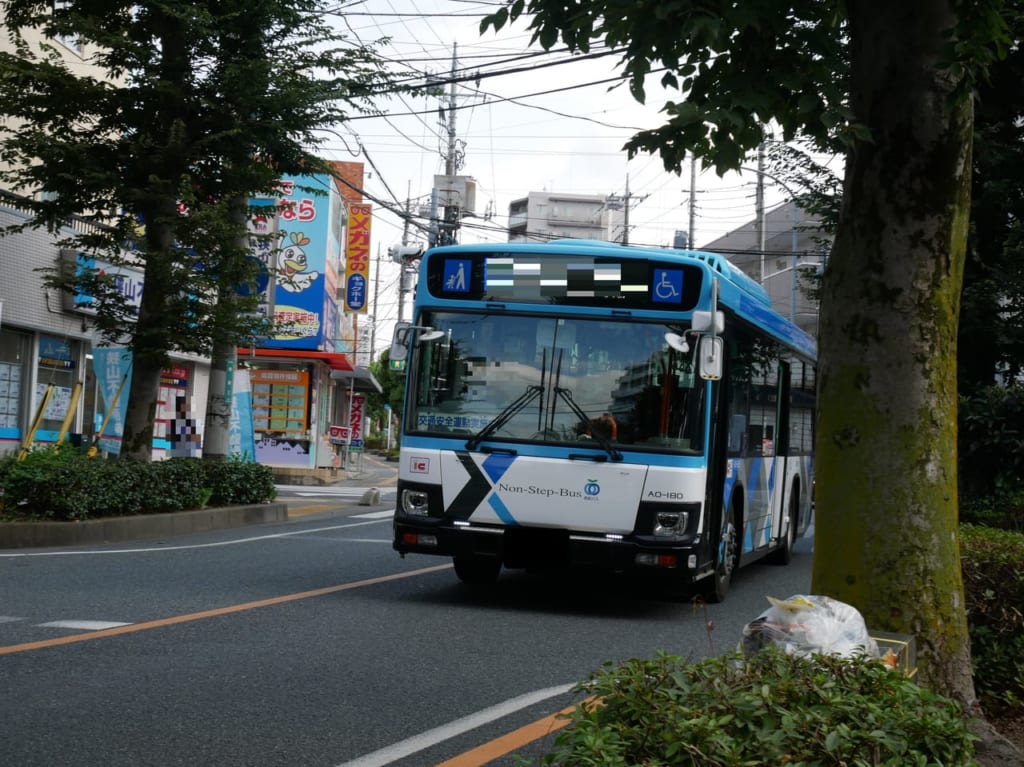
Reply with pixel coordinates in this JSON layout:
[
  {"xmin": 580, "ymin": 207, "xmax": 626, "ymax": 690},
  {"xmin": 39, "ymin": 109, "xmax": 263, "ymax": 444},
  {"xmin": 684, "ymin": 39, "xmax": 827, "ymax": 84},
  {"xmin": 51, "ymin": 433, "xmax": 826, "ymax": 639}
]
[
  {"xmin": 507, "ymin": 192, "xmax": 623, "ymax": 242},
  {"xmin": 701, "ymin": 200, "xmax": 829, "ymax": 337}
]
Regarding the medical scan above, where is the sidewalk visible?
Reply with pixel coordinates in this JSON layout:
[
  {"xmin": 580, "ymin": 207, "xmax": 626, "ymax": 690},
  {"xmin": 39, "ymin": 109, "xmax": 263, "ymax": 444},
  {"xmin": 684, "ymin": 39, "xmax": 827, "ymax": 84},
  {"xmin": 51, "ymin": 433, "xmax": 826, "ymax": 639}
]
[{"xmin": 331, "ymin": 451, "xmax": 399, "ymax": 488}]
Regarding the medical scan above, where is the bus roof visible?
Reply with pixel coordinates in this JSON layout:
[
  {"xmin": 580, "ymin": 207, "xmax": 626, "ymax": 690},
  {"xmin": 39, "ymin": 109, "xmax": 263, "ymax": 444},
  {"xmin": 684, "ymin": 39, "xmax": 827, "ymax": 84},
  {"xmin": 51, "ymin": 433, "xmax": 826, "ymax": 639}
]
[
  {"xmin": 544, "ymin": 239, "xmax": 772, "ymax": 308},
  {"xmin": 423, "ymin": 239, "xmax": 816, "ymax": 359}
]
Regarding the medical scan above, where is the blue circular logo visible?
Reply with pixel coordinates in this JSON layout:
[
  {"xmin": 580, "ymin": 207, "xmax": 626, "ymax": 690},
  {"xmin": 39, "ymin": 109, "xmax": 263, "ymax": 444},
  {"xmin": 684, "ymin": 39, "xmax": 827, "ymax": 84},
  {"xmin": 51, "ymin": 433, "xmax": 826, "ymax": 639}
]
[{"xmin": 584, "ymin": 481, "xmax": 600, "ymax": 496}]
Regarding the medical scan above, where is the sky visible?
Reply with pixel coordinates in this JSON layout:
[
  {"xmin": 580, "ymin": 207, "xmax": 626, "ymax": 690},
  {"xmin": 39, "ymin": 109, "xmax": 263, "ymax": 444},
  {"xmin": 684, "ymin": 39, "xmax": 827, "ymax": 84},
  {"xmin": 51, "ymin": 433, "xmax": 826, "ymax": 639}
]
[{"xmin": 328, "ymin": 1, "xmax": 820, "ymax": 357}]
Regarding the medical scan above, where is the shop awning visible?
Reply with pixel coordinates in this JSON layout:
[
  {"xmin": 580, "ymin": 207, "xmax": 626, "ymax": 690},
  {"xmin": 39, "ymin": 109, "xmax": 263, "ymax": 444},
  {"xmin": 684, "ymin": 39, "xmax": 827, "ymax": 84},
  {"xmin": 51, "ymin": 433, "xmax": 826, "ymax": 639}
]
[
  {"xmin": 237, "ymin": 347, "xmax": 354, "ymax": 372},
  {"xmin": 330, "ymin": 365, "xmax": 383, "ymax": 394}
]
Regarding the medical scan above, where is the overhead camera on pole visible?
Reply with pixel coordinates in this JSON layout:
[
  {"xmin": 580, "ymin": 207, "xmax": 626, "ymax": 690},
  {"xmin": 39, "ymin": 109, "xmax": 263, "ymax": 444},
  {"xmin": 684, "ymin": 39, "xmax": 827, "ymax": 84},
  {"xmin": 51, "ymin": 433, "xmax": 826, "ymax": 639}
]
[
  {"xmin": 389, "ymin": 243, "xmax": 426, "ymax": 325},
  {"xmin": 388, "ymin": 244, "xmax": 425, "ymax": 265}
]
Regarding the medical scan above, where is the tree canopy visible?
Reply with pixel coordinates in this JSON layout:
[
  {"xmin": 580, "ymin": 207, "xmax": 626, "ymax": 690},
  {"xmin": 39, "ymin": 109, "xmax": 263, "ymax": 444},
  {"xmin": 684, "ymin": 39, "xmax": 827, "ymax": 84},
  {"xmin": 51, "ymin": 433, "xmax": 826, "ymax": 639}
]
[{"xmin": 0, "ymin": 0, "xmax": 393, "ymax": 459}]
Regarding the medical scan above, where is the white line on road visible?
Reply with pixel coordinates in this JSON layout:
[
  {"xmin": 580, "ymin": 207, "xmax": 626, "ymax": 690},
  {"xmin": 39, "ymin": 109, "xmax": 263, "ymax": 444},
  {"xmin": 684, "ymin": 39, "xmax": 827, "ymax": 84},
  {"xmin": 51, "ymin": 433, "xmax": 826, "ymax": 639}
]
[
  {"xmin": 37, "ymin": 620, "xmax": 133, "ymax": 630},
  {"xmin": 277, "ymin": 485, "xmax": 396, "ymax": 497},
  {"xmin": 0, "ymin": 518, "xmax": 391, "ymax": 558},
  {"xmin": 335, "ymin": 684, "xmax": 575, "ymax": 767},
  {"xmin": 351, "ymin": 511, "xmax": 394, "ymax": 520}
]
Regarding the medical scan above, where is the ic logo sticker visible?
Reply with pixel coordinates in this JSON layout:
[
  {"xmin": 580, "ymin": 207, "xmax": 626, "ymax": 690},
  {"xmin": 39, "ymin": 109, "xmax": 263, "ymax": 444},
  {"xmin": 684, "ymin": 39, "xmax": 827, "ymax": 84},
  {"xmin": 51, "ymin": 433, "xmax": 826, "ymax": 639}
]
[{"xmin": 410, "ymin": 457, "xmax": 430, "ymax": 474}]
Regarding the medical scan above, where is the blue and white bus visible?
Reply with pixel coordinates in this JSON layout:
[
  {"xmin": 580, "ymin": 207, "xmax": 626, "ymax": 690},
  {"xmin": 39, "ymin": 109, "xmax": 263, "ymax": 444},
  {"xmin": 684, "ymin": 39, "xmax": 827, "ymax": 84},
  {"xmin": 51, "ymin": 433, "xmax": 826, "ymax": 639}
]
[{"xmin": 390, "ymin": 240, "xmax": 816, "ymax": 601}]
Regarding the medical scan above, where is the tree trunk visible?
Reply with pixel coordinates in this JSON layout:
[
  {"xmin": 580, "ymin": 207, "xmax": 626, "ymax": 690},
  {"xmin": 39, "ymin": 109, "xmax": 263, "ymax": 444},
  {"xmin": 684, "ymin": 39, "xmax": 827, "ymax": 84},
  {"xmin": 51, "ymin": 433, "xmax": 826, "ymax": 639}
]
[
  {"xmin": 203, "ymin": 197, "xmax": 250, "ymax": 462},
  {"xmin": 120, "ymin": 207, "xmax": 178, "ymax": 462},
  {"xmin": 813, "ymin": 0, "xmax": 976, "ymax": 707},
  {"xmin": 202, "ymin": 334, "xmax": 235, "ymax": 462}
]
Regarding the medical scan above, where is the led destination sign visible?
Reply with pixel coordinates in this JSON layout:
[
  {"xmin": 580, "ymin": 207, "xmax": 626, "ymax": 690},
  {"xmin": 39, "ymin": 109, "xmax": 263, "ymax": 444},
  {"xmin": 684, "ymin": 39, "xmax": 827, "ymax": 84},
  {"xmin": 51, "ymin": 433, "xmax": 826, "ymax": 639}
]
[{"xmin": 426, "ymin": 252, "xmax": 703, "ymax": 311}]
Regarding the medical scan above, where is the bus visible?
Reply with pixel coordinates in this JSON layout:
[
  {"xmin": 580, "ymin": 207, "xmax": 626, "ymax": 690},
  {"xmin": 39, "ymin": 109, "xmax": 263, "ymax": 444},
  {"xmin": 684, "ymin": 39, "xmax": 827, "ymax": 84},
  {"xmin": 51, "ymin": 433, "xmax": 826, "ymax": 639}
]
[{"xmin": 389, "ymin": 239, "xmax": 816, "ymax": 601}]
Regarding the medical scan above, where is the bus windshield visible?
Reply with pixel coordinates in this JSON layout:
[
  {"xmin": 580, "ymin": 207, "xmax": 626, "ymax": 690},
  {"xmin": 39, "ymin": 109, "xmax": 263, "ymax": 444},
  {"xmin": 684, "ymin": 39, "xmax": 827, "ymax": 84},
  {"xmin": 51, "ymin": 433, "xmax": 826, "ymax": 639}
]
[{"xmin": 407, "ymin": 311, "xmax": 705, "ymax": 454}]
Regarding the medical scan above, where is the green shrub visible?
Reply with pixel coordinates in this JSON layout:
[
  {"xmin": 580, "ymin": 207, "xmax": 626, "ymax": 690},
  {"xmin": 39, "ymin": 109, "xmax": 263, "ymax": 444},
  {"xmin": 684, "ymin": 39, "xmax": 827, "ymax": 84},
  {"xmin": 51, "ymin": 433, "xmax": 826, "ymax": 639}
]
[
  {"xmin": 961, "ymin": 489, "xmax": 1024, "ymax": 531},
  {"xmin": 0, "ymin": 452, "xmax": 275, "ymax": 520},
  {"xmin": 961, "ymin": 524, "xmax": 1024, "ymax": 715},
  {"xmin": 959, "ymin": 384, "xmax": 1024, "ymax": 499},
  {"xmin": 539, "ymin": 648, "xmax": 975, "ymax": 767},
  {"xmin": 199, "ymin": 458, "xmax": 276, "ymax": 506}
]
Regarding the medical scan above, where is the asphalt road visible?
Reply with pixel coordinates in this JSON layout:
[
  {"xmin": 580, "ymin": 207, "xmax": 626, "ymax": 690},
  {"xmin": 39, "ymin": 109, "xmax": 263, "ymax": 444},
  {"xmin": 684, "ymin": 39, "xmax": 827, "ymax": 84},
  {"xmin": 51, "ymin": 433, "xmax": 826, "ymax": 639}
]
[{"xmin": 0, "ymin": 473, "xmax": 814, "ymax": 767}]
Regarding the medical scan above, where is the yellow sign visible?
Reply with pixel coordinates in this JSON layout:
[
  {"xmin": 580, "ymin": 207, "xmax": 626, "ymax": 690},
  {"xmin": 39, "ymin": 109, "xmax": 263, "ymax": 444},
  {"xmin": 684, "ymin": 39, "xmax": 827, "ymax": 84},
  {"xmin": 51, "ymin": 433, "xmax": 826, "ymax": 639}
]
[{"xmin": 344, "ymin": 203, "xmax": 372, "ymax": 313}]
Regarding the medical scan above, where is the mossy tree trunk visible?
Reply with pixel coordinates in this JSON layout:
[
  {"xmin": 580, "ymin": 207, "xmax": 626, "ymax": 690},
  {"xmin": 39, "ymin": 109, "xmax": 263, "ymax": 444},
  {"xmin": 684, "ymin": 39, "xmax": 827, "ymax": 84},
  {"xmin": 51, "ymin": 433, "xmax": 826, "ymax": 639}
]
[{"xmin": 813, "ymin": 1, "xmax": 975, "ymax": 706}]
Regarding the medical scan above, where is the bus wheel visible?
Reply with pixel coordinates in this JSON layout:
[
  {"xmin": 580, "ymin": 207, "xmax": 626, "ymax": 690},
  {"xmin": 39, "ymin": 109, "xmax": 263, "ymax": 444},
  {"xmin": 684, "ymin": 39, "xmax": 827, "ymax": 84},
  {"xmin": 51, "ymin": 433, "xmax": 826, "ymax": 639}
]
[
  {"xmin": 767, "ymin": 487, "xmax": 799, "ymax": 566},
  {"xmin": 705, "ymin": 504, "xmax": 739, "ymax": 604},
  {"xmin": 453, "ymin": 556, "xmax": 501, "ymax": 584}
]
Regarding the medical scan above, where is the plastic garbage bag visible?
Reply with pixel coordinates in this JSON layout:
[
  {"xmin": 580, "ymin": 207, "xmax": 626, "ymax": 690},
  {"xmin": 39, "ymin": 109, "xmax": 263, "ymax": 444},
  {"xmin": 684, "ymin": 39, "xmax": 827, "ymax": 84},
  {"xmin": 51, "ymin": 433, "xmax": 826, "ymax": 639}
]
[{"xmin": 741, "ymin": 594, "xmax": 879, "ymax": 659}]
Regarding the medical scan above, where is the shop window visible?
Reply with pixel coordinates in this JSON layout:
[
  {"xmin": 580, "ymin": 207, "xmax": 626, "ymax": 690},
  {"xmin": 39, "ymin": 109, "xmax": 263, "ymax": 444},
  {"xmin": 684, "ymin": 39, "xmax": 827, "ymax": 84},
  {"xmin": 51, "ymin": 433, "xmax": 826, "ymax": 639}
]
[
  {"xmin": 34, "ymin": 335, "xmax": 80, "ymax": 437},
  {"xmin": 0, "ymin": 329, "xmax": 31, "ymax": 436},
  {"xmin": 251, "ymin": 368, "xmax": 309, "ymax": 434}
]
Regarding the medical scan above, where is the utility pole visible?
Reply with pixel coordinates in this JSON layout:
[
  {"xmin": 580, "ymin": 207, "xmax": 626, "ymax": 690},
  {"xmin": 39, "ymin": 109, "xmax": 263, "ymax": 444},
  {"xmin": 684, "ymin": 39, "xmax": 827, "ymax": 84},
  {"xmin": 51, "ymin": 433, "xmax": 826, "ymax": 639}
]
[
  {"xmin": 623, "ymin": 174, "xmax": 631, "ymax": 245},
  {"xmin": 755, "ymin": 141, "xmax": 767, "ymax": 282},
  {"xmin": 369, "ymin": 245, "xmax": 381, "ymax": 362},
  {"xmin": 438, "ymin": 44, "xmax": 464, "ymax": 246},
  {"xmin": 688, "ymin": 156, "xmax": 697, "ymax": 248},
  {"xmin": 401, "ymin": 183, "xmax": 412, "ymax": 246},
  {"xmin": 611, "ymin": 174, "xmax": 649, "ymax": 245}
]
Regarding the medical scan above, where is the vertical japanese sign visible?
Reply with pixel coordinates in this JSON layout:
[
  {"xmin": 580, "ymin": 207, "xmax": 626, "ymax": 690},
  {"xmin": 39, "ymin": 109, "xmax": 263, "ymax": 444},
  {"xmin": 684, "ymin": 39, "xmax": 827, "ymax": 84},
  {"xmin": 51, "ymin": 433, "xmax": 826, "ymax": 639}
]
[
  {"xmin": 92, "ymin": 347, "xmax": 132, "ymax": 455},
  {"xmin": 348, "ymin": 394, "xmax": 365, "ymax": 449},
  {"xmin": 344, "ymin": 203, "xmax": 372, "ymax": 313},
  {"xmin": 228, "ymin": 368, "xmax": 257, "ymax": 461}
]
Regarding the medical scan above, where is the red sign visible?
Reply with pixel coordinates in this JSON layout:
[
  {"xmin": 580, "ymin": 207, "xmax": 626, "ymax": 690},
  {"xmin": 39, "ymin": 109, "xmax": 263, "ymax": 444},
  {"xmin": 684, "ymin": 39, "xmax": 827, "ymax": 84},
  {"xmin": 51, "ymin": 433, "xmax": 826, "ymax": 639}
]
[
  {"xmin": 348, "ymin": 395, "xmax": 365, "ymax": 443},
  {"xmin": 328, "ymin": 425, "xmax": 350, "ymax": 445}
]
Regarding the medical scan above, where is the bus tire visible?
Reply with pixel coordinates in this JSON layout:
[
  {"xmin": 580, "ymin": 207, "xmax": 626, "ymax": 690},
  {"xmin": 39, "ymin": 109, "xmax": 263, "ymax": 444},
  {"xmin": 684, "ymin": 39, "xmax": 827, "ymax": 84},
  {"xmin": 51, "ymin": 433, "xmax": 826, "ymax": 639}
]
[
  {"xmin": 767, "ymin": 486, "xmax": 799, "ymax": 566},
  {"xmin": 704, "ymin": 502, "xmax": 739, "ymax": 604},
  {"xmin": 453, "ymin": 556, "xmax": 501, "ymax": 584}
]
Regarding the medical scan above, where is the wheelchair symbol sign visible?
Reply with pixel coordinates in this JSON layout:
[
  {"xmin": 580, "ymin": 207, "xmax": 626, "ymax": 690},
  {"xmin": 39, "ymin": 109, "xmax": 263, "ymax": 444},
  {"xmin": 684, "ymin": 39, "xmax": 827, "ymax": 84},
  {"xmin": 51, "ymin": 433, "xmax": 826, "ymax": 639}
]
[{"xmin": 652, "ymin": 269, "xmax": 683, "ymax": 304}]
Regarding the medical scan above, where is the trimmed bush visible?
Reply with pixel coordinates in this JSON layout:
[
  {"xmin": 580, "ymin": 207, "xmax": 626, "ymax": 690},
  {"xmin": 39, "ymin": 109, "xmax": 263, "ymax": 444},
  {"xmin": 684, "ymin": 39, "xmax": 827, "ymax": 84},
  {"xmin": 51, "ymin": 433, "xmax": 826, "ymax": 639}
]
[
  {"xmin": 0, "ymin": 449, "xmax": 275, "ymax": 520},
  {"xmin": 541, "ymin": 648, "xmax": 976, "ymax": 767},
  {"xmin": 961, "ymin": 524, "xmax": 1024, "ymax": 715}
]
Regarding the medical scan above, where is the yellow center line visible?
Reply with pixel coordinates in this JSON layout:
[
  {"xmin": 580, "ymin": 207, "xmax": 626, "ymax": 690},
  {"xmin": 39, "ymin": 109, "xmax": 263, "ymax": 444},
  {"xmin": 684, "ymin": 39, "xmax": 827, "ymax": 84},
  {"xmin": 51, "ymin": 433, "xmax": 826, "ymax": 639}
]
[
  {"xmin": 0, "ymin": 564, "xmax": 452, "ymax": 656},
  {"xmin": 434, "ymin": 699, "xmax": 591, "ymax": 767},
  {"xmin": 287, "ymin": 503, "xmax": 341, "ymax": 517}
]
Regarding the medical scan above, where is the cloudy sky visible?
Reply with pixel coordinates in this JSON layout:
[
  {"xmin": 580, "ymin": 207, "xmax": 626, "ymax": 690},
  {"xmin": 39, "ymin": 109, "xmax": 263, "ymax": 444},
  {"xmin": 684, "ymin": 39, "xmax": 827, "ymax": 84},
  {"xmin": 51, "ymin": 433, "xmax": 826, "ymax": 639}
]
[{"xmin": 328, "ymin": 1, "xmax": 814, "ymax": 354}]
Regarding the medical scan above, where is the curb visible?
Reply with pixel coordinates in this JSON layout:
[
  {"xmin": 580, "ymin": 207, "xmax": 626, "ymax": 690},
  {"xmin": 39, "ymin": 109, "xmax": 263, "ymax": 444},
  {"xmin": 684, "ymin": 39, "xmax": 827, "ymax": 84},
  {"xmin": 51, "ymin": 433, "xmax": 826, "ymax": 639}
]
[{"xmin": 0, "ymin": 502, "xmax": 289, "ymax": 550}]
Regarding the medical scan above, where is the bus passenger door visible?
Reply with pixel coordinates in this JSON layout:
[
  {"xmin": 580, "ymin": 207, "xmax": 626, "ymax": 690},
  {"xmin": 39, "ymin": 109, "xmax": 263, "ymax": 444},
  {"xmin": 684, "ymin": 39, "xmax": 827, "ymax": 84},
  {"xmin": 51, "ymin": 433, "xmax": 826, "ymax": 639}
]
[{"xmin": 772, "ymin": 360, "xmax": 792, "ymax": 545}]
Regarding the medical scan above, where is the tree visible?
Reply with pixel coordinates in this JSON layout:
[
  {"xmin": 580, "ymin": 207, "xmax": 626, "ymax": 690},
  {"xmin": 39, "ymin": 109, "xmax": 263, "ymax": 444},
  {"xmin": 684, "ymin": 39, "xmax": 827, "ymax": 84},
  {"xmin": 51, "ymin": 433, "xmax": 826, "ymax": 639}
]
[
  {"xmin": 0, "ymin": 0, "xmax": 392, "ymax": 460},
  {"xmin": 960, "ymin": 6, "xmax": 1024, "ymax": 396},
  {"xmin": 482, "ymin": 0, "xmax": 1009, "ymax": 721},
  {"xmin": 366, "ymin": 352, "xmax": 407, "ymax": 433}
]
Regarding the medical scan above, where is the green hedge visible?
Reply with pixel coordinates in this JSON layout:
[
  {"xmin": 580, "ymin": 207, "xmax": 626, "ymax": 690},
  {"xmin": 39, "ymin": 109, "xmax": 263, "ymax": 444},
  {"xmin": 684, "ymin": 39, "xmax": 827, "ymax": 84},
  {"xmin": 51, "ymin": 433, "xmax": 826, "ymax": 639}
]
[
  {"xmin": 961, "ymin": 523, "xmax": 1024, "ymax": 715},
  {"xmin": 542, "ymin": 648, "xmax": 975, "ymax": 767},
  {"xmin": 0, "ymin": 449, "xmax": 276, "ymax": 520}
]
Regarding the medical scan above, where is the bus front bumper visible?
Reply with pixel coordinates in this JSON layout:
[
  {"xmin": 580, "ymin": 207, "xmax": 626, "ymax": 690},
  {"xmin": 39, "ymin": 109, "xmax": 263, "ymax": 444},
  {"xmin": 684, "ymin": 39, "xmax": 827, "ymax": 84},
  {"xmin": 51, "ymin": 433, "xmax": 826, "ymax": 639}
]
[{"xmin": 393, "ymin": 518, "xmax": 704, "ymax": 575}]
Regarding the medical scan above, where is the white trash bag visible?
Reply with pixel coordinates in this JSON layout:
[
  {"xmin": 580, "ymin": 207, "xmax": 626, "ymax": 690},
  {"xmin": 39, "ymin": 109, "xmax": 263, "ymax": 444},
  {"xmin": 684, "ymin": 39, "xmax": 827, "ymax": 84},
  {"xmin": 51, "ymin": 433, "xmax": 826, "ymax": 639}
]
[{"xmin": 741, "ymin": 594, "xmax": 880, "ymax": 659}]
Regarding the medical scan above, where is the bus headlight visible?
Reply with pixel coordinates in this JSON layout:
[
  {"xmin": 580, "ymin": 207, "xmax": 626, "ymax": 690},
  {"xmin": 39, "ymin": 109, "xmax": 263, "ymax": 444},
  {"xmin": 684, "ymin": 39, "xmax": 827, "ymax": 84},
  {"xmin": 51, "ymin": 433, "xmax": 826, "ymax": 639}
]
[
  {"xmin": 401, "ymin": 489, "xmax": 431, "ymax": 516},
  {"xmin": 654, "ymin": 511, "xmax": 689, "ymax": 537}
]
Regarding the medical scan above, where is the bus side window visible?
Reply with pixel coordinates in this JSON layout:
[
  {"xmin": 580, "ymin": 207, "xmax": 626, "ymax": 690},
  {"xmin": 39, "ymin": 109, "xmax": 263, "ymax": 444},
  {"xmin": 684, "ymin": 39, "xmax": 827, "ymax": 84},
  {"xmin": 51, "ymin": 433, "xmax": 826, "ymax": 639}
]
[{"xmin": 729, "ymin": 414, "xmax": 747, "ymax": 453}]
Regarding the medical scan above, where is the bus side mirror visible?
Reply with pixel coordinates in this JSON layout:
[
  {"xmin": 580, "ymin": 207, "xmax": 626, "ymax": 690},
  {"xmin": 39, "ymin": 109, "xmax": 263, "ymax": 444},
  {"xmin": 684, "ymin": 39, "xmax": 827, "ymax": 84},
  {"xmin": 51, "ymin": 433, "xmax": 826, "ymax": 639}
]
[
  {"xmin": 699, "ymin": 336, "xmax": 723, "ymax": 380},
  {"xmin": 390, "ymin": 322, "xmax": 411, "ymax": 364}
]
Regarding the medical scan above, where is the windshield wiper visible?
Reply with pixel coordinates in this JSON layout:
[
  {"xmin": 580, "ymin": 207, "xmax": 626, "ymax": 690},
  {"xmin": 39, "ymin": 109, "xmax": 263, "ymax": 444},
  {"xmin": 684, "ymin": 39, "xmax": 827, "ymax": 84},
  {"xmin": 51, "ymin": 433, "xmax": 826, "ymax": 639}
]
[
  {"xmin": 554, "ymin": 386, "xmax": 624, "ymax": 462},
  {"xmin": 465, "ymin": 385, "xmax": 543, "ymax": 451}
]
